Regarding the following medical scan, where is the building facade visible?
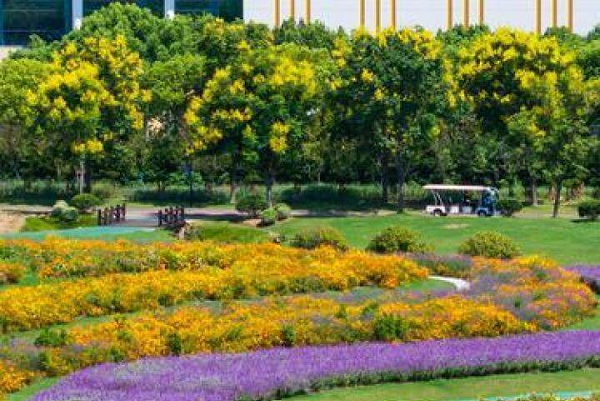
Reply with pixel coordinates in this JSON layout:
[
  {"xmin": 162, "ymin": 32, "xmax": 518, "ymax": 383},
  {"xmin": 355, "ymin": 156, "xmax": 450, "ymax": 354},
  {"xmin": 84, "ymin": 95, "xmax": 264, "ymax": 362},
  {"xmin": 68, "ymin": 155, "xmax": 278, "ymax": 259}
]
[
  {"xmin": 245, "ymin": 0, "xmax": 599, "ymax": 35},
  {"xmin": 0, "ymin": 0, "xmax": 598, "ymax": 46},
  {"xmin": 0, "ymin": 0, "xmax": 242, "ymax": 45}
]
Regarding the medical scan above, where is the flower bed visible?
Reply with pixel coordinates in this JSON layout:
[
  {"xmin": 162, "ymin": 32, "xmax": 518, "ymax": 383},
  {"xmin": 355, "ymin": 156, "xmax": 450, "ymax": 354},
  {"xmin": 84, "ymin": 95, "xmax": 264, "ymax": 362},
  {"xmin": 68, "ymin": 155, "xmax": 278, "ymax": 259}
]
[
  {"xmin": 30, "ymin": 331, "xmax": 600, "ymax": 401},
  {"xmin": 0, "ymin": 246, "xmax": 427, "ymax": 333},
  {"xmin": 15, "ymin": 296, "xmax": 527, "ymax": 376},
  {"xmin": 567, "ymin": 266, "xmax": 600, "ymax": 293}
]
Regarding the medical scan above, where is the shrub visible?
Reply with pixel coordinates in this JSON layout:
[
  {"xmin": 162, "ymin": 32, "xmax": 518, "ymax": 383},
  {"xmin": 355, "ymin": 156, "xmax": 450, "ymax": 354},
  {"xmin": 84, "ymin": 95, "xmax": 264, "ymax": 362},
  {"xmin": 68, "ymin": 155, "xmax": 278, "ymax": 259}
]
[
  {"xmin": 290, "ymin": 227, "xmax": 349, "ymax": 251},
  {"xmin": 367, "ymin": 226, "xmax": 432, "ymax": 254},
  {"xmin": 59, "ymin": 207, "xmax": 79, "ymax": 223},
  {"xmin": 34, "ymin": 328, "xmax": 71, "ymax": 347},
  {"xmin": 235, "ymin": 194, "xmax": 268, "ymax": 218},
  {"xmin": 459, "ymin": 231, "xmax": 521, "ymax": 259},
  {"xmin": 497, "ymin": 198, "xmax": 523, "ymax": 217},
  {"xmin": 578, "ymin": 199, "xmax": 600, "ymax": 220},
  {"xmin": 260, "ymin": 208, "xmax": 278, "ymax": 226},
  {"xmin": 50, "ymin": 200, "xmax": 69, "ymax": 218},
  {"xmin": 274, "ymin": 203, "xmax": 292, "ymax": 220},
  {"xmin": 70, "ymin": 194, "xmax": 102, "ymax": 213}
]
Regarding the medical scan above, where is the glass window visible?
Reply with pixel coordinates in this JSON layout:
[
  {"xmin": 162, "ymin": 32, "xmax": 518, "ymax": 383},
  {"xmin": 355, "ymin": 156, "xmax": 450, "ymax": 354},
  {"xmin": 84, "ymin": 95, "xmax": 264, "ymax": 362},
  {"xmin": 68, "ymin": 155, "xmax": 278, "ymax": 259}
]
[
  {"xmin": 1, "ymin": 0, "xmax": 71, "ymax": 45},
  {"xmin": 175, "ymin": 0, "xmax": 242, "ymax": 21},
  {"xmin": 83, "ymin": 0, "xmax": 164, "ymax": 17}
]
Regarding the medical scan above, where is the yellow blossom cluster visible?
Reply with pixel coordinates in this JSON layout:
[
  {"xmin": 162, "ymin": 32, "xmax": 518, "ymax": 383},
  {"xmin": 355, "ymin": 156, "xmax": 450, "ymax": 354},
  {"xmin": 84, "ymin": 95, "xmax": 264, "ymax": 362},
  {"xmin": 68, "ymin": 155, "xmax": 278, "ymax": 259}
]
[
  {"xmin": 0, "ymin": 361, "xmax": 35, "ymax": 393},
  {"xmin": 35, "ymin": 295, "xmax": 528, "ymax": 376},
  {"xmin": 0, "ymin": 261, "xmax": 25, "ymax": 284},
  {"xmin": 0, "ymin": 241, "xmax": 427, "ymax": 333}
]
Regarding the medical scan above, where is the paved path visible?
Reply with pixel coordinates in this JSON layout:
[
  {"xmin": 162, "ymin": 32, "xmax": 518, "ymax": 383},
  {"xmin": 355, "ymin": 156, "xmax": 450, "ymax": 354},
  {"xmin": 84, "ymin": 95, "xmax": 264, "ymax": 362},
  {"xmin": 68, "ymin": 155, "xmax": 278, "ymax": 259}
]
[{"xmin": 430, "ymin": 275, "xmax": 471, "ymax": 291}]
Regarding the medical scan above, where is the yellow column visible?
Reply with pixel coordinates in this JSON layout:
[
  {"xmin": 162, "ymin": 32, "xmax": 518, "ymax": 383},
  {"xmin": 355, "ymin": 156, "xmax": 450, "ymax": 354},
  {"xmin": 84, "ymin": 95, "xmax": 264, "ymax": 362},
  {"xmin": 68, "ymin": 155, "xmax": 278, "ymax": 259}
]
[
  {"xmin": 391, "ymin": 0, "xmax": 397, "ymax": 30},
  {"xmin": 375, "ymin": 0, "xmax": 381, "ymax": 32},
  {"xmin": 447, "ymin": 0, "xmax": 453, "ymax": 30},
  {"xmin": 274, "ymin": 0, "xmax": 280, "ymax": 26},
  {"xmin": 535, "ymin": 0, "xmax": 542, "ymax": 34},
  {"xmin": 567, "ymin": 0, "xmax": 573, "ymax": 32},
  {"xmin": 290, "ymin": 0, "xmax": 295, "ymax": 20},
  {"xmin": 305, "ymin": 0, "xmax": 311, "ymax": 23},
  {"xmin": 360, "ymin": 0, "xmax": 365, "ymax": 28},
  {"xmin": 463, "ymin": 0, "xmax": 469, "ymax": 27},
  {"xmin": 478, "ymin": 0, "xmax": 484, "ymax": 25},
  {"xmin": 552, "ymin": 0, "xmax": 558, "ymax": 28}
]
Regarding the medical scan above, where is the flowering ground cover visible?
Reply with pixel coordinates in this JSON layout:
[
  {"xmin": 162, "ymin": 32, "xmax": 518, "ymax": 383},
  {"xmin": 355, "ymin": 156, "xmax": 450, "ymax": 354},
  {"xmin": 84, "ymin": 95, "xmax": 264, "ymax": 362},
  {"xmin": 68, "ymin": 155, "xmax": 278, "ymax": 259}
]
[
  {"xmin": 567, "ymin": 266, "xmax": 600, "ymax": 292},
  {"xmin": 29, "ymin": 331, "xmax": 600, "ymax": 401}
]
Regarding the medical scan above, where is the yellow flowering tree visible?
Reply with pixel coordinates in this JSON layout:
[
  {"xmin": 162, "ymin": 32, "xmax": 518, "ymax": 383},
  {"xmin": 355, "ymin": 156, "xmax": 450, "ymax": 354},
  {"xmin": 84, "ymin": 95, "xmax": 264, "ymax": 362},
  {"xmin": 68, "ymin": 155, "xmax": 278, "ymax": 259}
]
[
  {"xmin": 27, "ymin": 35, "xmax": 149, "ymax": 193},
  {"xmin": 336, "ymin": 28, "xmax": 447, "ymax": 211},
  {"xmin": 185, "ymin": 43, "xmax": 328, "ymax": 205},
  {"xmin": 454, "ymin": 28, "xmax": 593, "ymax": 208}
]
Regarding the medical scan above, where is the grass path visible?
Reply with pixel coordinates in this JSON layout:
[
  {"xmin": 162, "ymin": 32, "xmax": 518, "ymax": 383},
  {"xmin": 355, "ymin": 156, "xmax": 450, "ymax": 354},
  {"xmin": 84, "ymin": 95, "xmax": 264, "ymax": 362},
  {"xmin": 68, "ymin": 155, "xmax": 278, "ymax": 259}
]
[{"xmin": 285, "ymin": 369, "xmax": 600, "ymax": 401}]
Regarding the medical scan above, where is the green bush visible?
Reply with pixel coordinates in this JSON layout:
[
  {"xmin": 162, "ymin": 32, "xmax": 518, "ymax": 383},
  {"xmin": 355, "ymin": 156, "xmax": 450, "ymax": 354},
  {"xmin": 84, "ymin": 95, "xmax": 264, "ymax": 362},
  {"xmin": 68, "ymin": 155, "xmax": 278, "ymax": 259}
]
[
  {"xmin": 235, "ymin": 194, "xmax": 268, "ymax": 218},
  {"xmin": 34, "ymin": 328, "xmax": 71, "ymax": 347},
  {"xmin": 60, "ymin": 207, "xmax": 79, "ymax": 222},
  {"xmin": 260, "ymin": 208, "xmax": 278, "ymax": 226},
  {"xmin": 50, "ymin": 200, "xmax": 69, "ymax": 218},
  {"xmin": 579, "ymin": 200, "xmax": 600, "ymax": 220},
  {"xmin": 290, "ymin": 227, "xmax": 349, "ymax": 251},
  {"xmin": 592, "ymin": 187, "xmax": 600, "ymax": 199},
  {"xmin": 497, "ymin": 198, "xmax": 523, "ymax": 217},
  {"xmin": 459, "ymin": 231, "xmax": 521, "ymax": 259},
  {"xmin": 71, "ymin": 193, "xmax": 102, "ymax": 213},
  {"xmin": 274, "ymin": 203, "xmax": 292, "ymax": 220},
  {"xmin": 367, "ymin": 226, "xmax": 432, "ymax": 254}
]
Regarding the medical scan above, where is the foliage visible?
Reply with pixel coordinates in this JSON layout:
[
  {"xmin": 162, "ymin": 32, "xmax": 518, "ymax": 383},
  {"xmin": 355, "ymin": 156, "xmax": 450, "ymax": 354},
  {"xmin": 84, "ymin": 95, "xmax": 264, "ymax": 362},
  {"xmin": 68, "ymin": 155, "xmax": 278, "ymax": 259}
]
[
  {"xmin": 368, "ymin": 226, "xmax": 433, "ymax": 254},
  {"xmin": 260, "ymin": 208, "xmax": 278, "ymax": 226},
  {"xmin": 0, "ymin": 262, "xmax": 26, "ymax": 284},
  {"xmin": 235, "ymin": 193, "xmax": 268, "ymax": 218},
  {"xmin": 0, "ymin": 240, "xmax": 427, "ymax": 332},
  {"xmin": 497, "ymin": 198, "xmax": 523, "ymax": 217},
  {"xmin": 579, "ymin": 199, "xmax": 600, "ymax": 220},
  {"xmin": 184, "ymin": 223, "xmax": 271, "ymax": 244},
  {"xmin": 70, "ymin": 194, "xmax": 102, "ymax": 213},
  {"xmin": 459, "ymin": 231, "xmax": 521, "ymax": 259},
  {"xmin": 290, "ymin": 227, "xmax": 349, "ymax": 251},
  {"xmin": 274, "ymin": 203, "xmax": 292, "ymax": 220}
]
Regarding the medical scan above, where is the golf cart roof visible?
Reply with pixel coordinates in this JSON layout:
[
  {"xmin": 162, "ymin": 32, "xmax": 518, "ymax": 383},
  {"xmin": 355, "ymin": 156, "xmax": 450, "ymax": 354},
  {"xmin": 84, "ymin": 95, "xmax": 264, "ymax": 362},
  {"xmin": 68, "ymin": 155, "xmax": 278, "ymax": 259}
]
[{"xmin": 423, "ymin": 184, "xmax": 492, "ymax": 192}]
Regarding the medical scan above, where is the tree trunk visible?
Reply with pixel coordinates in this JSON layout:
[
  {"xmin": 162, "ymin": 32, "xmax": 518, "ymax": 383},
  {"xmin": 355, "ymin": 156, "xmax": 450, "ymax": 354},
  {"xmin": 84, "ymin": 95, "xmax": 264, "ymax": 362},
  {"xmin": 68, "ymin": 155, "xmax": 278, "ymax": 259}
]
[
  {"xmin": 529, "ymin": 177, "xmax": 538, "ymax": 207},
  {"xmin": 380, "ymin": 152, "xmax": 389, "ymax": 204},
  {"xmin": 78, "ymin": 157, "xmax": 85, "ymax": 195},
  {"xmin": 552, "ymin": 179, "xmax": 562, "ymax": 218},
  {"xmin": 394, "ymin": 148, "xmax": 406, "ymax": 213},
  {"xmin": 265, "ymin": 172, "xmax": 275, "ymax": 208}
]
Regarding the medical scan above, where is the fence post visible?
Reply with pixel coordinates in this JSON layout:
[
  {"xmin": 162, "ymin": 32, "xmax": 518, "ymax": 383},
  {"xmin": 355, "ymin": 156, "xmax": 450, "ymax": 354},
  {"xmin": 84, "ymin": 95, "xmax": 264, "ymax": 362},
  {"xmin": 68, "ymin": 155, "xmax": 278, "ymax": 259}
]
[
  {"xmin": 122, "ymin": 204, "xmax": 126, "ymax": 222},
  {"xmin": 97, "ymin": 209, "xmax": 102, "ymax": 226},
  {"xmin": 158, "ymin": 210, "xmax": 163, "ymax": 226}
]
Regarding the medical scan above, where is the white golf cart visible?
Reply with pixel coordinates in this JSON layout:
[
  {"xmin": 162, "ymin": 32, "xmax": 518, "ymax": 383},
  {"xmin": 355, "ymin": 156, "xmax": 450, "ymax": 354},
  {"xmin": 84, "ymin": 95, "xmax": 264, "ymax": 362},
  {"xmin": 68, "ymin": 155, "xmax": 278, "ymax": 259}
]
[{"xmin": 423, "ymin": 184, "xmax": 499, "ymax": 217}]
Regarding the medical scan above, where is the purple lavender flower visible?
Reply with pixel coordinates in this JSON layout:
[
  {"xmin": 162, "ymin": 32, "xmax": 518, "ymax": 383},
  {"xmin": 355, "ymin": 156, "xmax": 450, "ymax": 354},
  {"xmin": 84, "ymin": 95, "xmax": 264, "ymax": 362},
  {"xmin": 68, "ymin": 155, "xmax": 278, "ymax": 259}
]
[
  {"xmin": 31, "ymin": 331, "xmax": 600, "ymax": 401},
  {"xmin": 566, "ymin": 266, "xmax": 600, "ymax": 292}
]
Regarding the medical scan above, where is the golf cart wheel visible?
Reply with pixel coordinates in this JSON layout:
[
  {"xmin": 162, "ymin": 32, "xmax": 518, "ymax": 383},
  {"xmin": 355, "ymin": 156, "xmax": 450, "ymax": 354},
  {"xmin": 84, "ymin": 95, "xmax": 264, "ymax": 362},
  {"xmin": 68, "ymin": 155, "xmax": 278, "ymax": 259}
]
[
  {"xmin": 477, "ymin": 210, "xmax": 488, "ymax": 217},
  {"xmin": 433, "ymin": 209, "xmax": 444, "ymax": 217}
]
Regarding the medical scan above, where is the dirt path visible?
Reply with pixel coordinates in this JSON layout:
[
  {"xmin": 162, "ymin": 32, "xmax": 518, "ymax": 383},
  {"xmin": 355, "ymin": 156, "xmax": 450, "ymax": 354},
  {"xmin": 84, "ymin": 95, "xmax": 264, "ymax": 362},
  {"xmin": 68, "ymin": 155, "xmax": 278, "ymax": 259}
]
[{"xmin": 0, "ymin": 212, "xmax": 25, "ymax": 233}]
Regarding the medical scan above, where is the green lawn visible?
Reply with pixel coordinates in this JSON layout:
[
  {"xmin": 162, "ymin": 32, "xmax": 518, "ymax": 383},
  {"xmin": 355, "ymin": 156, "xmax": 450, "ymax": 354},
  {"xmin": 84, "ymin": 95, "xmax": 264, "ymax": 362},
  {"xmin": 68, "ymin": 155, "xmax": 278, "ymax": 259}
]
[
  {"xmin": 20, "ymin": 214, "xmax": 97, "ymax": 232},
  {"xmin": 271, "ymin": 212, "xmax": 600, "ymax": 265},
  {"xmin": 286, "ymin": 369, "xmax": 600, "ymax": 401}
]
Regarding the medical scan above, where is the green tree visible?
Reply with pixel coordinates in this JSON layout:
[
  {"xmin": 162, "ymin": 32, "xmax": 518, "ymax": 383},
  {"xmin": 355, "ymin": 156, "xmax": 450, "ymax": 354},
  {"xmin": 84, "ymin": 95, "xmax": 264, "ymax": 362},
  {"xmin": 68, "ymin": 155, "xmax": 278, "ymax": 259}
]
[
  {"xmin": 185, "ymin": 43, "xmax": 329, "ymax": 205},
  {"xmin": 337, "ymin": 28, "xmax": 447, "ymax": 211}
]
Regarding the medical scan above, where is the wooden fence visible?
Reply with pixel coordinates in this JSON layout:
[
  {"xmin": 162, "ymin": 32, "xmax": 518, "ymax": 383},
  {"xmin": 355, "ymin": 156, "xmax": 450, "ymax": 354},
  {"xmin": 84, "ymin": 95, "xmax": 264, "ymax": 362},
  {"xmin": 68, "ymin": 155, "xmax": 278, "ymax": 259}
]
[
  {"xmin": 158, "ymin": 206, "xmax": 185, "ymax": 227},
  {"xmin": 97, "ymin": 204, "xmax": 126, "ymax": 226}
]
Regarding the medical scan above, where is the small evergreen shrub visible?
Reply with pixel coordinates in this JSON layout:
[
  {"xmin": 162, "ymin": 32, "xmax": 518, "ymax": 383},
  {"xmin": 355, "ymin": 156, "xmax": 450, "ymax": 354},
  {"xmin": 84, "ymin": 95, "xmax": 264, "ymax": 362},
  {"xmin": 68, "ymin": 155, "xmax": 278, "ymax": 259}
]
[
  {"xmin": 235, "ymin": 194, "xmax": 268, "ymax": 218},
  {"xmin": 497, "ymin": 198, "xmax": 523, "ymax": 217},
  {"xmin": 274, "ymin": 203, "xmax": 292, "ymax": 221},
  {"xmin": 71, "ymin": 194, "xmax": 102, "ymax": 213},
  {"xmin": 34, "ymin": 328, "xmax": 71, "ymax": 347},
  {"xmin": 60, "ymin": 207, "xmax": 79, "ymax": 222},
  {"xmin": 260, "ymin": 208, "xmax": 278, "ymax": 226},
  {"xmin": 578, "ymin": 200, "xmax": 600, "ymax": 220},
  {"xmin": 459, "ymin": 231, "xmax": 521, "ymax": 259},
  {"xmin": 50, "ymin": 200, "xmax": 69, "ymax": 218},
  {"xmin": 290, "ymin": 227, "xmax": 349, "ymax": 251},
  {"xmin": 367, "ymin": 226, "xmax": 432, "ymax": 254}
]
